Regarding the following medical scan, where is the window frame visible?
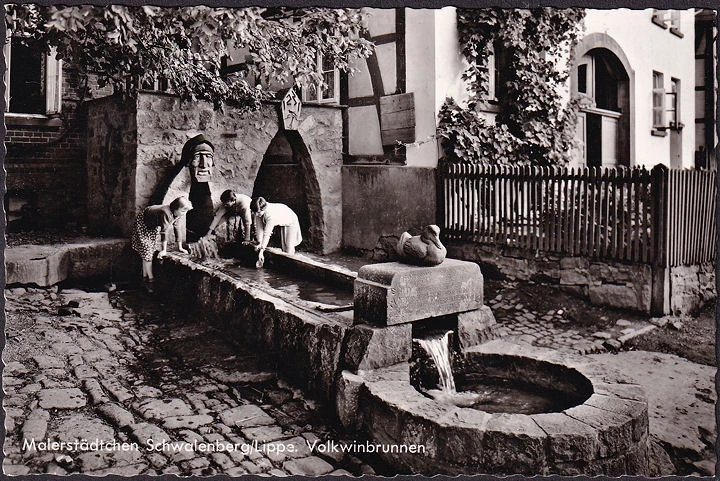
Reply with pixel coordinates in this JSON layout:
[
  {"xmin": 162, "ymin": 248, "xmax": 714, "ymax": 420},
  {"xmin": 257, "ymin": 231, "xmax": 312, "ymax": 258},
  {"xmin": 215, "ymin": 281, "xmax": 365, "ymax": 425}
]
[
  {"xmin": 301, "ymin": 52, "xmax": 339, "ymax": 104},
  {"xmin": 4, "ymin": 32, "xmax": 62, "ymax": 117},
  {"xmin": 652, "ymin": 70, "xmax": 666, "ymax": 135}
]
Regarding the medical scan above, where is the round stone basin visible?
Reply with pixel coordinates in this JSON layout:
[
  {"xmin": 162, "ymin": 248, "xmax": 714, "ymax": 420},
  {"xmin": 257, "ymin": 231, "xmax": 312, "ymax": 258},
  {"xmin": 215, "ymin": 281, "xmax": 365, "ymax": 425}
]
[
  {"xmin": 451, "ymin": 352, "xmax": 593, "ymax": 414},
  {"xmin": 356, "ymin": 341, "xmax": 650, "ymax": 476}
]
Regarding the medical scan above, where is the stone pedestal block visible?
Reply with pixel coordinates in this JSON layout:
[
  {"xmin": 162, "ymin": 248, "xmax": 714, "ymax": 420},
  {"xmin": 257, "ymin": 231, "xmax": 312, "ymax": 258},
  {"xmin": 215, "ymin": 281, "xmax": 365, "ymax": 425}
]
[
  {"xmin": 354, "ymin": 259, "xmax": 484, "ymax": 326},
  {"xmin": 335, "ymin": 370, "xmax": 365, "ymax": 431},
  {"xmin": 343, "ymin": 323, "xmax": 412, "ymax": 371},
  {"xmin": 457, "ymin": 306, "xmax": 497, "ymax": 351}
]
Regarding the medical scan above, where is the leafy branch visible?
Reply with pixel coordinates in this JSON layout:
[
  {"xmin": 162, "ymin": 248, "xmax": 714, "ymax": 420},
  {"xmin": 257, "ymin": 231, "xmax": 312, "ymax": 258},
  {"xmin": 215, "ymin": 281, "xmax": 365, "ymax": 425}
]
[
  {"xmin": 5, "ymin": 4, "xmax": 374, "ymax": 110},
  {"xmin": 438, "ymin": 7, "xmax": 585, "ymax": 166}
]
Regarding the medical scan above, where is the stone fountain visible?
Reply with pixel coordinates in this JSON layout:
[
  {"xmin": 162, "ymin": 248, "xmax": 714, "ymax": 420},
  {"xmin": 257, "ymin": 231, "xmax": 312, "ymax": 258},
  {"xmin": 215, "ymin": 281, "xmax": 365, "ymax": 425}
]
[{"xmin": 335, "ymin": 256, "xmax": 650, "ymax": 476}]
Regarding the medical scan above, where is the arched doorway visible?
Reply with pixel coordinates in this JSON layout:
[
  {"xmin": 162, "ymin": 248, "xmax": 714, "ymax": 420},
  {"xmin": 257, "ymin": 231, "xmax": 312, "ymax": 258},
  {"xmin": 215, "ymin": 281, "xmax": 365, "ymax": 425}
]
[
  {"xmin": 572, "ymin": 34, "xmax": 634, "ymax": 168},
  {"xmin": 252, "ymin": 130, "xmax": 324, "ymax": 252},
  {"xmin": 574, "ymin": 48, "xmax": 630, "ymax": 168}
]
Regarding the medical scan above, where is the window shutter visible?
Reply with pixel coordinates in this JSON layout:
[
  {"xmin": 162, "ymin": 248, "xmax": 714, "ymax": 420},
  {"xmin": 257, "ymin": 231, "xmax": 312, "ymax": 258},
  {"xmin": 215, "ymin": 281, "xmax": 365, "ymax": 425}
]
[
  {"xmin": 652, "ymin": 87, "xmax": 665, "ymax": 128},
  {"xmin": 45, "ymin": 48, "xmax": 62, "ymax": 114}
]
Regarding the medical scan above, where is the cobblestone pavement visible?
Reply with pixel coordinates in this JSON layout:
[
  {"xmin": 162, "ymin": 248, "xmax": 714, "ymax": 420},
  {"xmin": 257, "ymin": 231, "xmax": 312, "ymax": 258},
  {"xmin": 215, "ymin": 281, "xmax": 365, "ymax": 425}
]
[
  {"xmin": 487, "ymin": 281, "xmax": 658, "ymax": 355},
  {"xmin": 3, "ymin": 286, "xmax": 379, "ymax": 476}
]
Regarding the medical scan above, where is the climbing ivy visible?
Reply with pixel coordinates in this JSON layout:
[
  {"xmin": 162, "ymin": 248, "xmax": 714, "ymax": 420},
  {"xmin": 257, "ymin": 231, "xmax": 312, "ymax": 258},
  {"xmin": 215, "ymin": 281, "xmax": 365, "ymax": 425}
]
[{"xmin": 438, "ymin": 8, "xmax": 586, "ymax": 165}]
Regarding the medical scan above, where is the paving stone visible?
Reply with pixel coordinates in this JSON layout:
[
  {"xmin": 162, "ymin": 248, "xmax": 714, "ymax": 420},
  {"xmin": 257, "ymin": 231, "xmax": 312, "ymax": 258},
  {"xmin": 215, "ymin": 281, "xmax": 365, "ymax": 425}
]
[
  {"xmin": 206, "ymin": 368, "xmax": 276, "ymax": 384},
  {"xmin": 86, "ymin": 462, "xmax": 150, "ymax": 476},
  {"xmin": 242, "ymin": 425, "xmax": 287, "ymax": 443},
  {"xmin": 226, "ymin": 466, "xmax": 250, "ymax": 476},
  {"xmin": 4, "ymin": 361, "xmax": 30, "ymax": 375},
  {"xmin": 33, "ymin": 355, "xmax": 65, "ymax": 369},
  {"xmin": 241, "ymin": 460, "xmax": 262, "ymax": 474},
  {"xmin": 51, "ymin": 414, "xmax": 115, "ymax": 443},
  {"xmin": 163, "ymin": 414, "xmax": 214, "ymax": 430},
  {"xmin": 97, "ymin": 402, "xmax": 136, "ymax": 428},
  {"xmin": 74, "ymin": 364, "xmax": 99, "ymax": 379},
  {"xmin": 134, "ymin": 385, "xmax": 163, "ymax": 398},
  {"xmin": 592, "ymin": 331, "xmax": 613, "ymax": 339},
  {"xmin": 100, "ymin": 379, "xmax": 134, "ymax": 403},
  {"xmin": 330, "ymin": 468, "xmax": 353, "ymax": 475},
  {"xmin": 210, "ymin": 452, "xmax": 236, "ymax": 470},
  {"xmin": 219, "ymin": 405, "xmax": 274, "ymax": 428},
  {"xmin": 180, "ymin": 457, "xmax": 210, "ymax": 471},
  {"xmin": 267, "ymin": 468, "xmax": 289, "ymax": 476},
  {"xmin": 77, "ymin": 446, "xmax": 144, "ymax": 471},
  {"xmin": 263, "ymin": 436, "xmax": 311, "ymax": 463},
  {"xmin": 283, "ymin": 456, "xmax": 334, "ymax": 476},
  {"xmin": 38, "ymin": 388, "xmax": 87, "ymax": 409},
  {"xmin": 616, "ymin": 319, "xmax": 632, "ymax": 327},
  {"xmin": 139, "ymin": 398, "xmax": 193, "ymax": 420},
  {"xmin": 83, "ymin": 379, "xmax": 109, "ymax": 405},
  {"xmin": 130, "ymin": 423, "xmax": 171, "ymax": 447},
  {"xmin": 3, "ymin": 463, "xmax": 31, "ymax": 476}
]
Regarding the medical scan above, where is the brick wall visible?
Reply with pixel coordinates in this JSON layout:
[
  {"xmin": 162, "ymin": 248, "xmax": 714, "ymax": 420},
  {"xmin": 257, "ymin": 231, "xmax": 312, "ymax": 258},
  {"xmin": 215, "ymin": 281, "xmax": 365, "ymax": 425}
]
[{"xmin": 5, "ymin": 69, "xmax": 113, "ymax": 231}]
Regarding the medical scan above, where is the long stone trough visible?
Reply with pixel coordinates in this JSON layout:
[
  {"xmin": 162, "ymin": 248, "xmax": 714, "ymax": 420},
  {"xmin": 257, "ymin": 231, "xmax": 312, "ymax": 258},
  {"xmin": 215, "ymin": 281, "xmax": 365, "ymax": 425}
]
[{"xmin": 155, "ymin": 250, "xmax": 649, "ymax": 476}]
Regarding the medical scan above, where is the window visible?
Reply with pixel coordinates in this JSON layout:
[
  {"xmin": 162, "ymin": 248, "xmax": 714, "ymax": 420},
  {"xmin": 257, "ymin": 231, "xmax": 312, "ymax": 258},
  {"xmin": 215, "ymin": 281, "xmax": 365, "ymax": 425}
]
[
  {"xmin": 3, "ymin": 34, "xmax": 62, "ymax": 116},
  {"xmin": 301, "ymin": 53, "xmax": 339, "ymax": 103},
  {"xmin": 651, "ymin": 9, "xmax": 668, "ymax": 28},
  {"xmin": 652, "ymin": 9, "xmax": 683, "ymax": 36},
  {"xmin": 578, "ymin": 64, "xmax": 588, "ymax": 94},
  {"xmin": 666, "ymin": 78, "xmax": 680, "ymax": 128},
  {"xmin": 652, "ymin": 71, "xmax": 665, "ymax": 131}
]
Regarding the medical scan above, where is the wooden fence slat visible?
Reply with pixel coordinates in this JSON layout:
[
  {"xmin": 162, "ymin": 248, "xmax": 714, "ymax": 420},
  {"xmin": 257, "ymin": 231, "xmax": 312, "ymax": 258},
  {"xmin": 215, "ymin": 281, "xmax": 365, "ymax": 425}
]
[{"xmin": 438, "ymin": 162, "xmax": 714, "ymax": 267}]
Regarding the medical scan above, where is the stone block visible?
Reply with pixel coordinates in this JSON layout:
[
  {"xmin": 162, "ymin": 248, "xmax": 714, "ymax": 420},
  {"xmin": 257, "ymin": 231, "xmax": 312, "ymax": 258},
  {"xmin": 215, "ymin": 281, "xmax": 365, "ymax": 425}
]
[
  {"xmin": 588, "ymin": 284, "xmax": 642, "ymax": 312},
  {"xmin": 482, "ymin": 414, "xmax": 548, "ymax": 474},
  {"xmin": 560, "ymin": 257, "xmax": 590, "ymax": 270},
  {"xmin": 457, "ymin": 306, "xmax": 497, "ymax": 351},
  {"xmin": 283, "ymin": 456, "xmax": 334, "ymax": 476},
  {"xmin": 559, "ymin": 267, "xmax": 591, "ymax": 286},
  {"xmin": 335, "ymin": 371, "xmax": 365, "ymax": 431},
  {"xmin": 531, "ymin": 413, "xmax": 599, "ymax": 462},
  {"xmin": 219, "ymin": 405, "xmax": 274, "ymax": 428},
  {"xmin": 38, "ymin": 388, "xmax": 87, "ymax": 410},
  {"xmin": 354, "ymin": 259, "xmax": 484, "ymax": 326},
  {"xmin": 342, "ymin": 323, "xmax": 412, "ymax": 371},
  {"xmin": 6, "ymin": 245, "xmax": 70, "ymax": 286}
]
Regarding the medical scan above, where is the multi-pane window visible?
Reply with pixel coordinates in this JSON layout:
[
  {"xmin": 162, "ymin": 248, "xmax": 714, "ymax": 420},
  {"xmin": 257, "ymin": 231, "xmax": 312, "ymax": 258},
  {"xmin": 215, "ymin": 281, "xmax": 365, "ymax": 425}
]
[
  {"xmin": 666, "ymin": 78, "xmax": 680, "ymax": 128},
  {"xmin": 652, "ymin": 71, "xmax": 665, "ymax": 129},
  {"xmin": 4, "ymin": 35, "xmax": 62, "ymax": 115},
  {"xmin": 651, "ymin": 9, "xmax": 683, "ymax": 36},
  {"xmin": 302, "ymin": 53, "xmax": 339, "ymax": 103}
]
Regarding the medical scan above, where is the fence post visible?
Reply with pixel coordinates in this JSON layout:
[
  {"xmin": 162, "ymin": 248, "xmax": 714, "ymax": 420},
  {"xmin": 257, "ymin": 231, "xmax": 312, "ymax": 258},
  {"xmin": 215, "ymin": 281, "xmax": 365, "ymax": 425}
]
[
  {"xmin": 650, "ymin": 164, "xmax": 670, "ymax": 315},
  {"xmin": 436, "ymin": 162, "xmax": 447, "ymax": 236}
]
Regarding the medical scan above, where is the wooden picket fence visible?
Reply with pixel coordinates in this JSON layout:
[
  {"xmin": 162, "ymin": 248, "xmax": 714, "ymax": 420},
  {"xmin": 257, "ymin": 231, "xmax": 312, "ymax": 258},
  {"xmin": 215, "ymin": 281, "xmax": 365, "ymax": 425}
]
[{"xmin": 439, "ymin": 163, "xmax": 716, "ymax": 267}]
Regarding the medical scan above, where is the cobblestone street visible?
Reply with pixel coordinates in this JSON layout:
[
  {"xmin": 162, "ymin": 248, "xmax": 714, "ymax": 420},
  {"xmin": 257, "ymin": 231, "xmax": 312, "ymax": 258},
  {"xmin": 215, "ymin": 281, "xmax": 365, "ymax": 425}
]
[
  {"xmin": 486, "ymin": 283, "xmax": 659, "ymax": 355},
  {"xmin": 3, "ymin": 286, "xmax": 378, "ymax": 476}
]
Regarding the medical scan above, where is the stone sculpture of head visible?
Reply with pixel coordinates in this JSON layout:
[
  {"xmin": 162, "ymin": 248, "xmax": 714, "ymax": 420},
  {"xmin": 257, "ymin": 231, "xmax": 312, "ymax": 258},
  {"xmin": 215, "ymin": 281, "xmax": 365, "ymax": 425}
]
[{"xmin": 181, "ymin": 134, "xmax": 215, "ymax": 184}]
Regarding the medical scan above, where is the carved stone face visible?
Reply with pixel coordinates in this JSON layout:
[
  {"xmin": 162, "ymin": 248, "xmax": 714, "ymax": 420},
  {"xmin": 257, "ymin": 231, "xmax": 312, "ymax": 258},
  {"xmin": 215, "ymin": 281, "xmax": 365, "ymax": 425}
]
[{"xmin": 189, "ymin": 143, "xmax": 214, "ymax": 183}]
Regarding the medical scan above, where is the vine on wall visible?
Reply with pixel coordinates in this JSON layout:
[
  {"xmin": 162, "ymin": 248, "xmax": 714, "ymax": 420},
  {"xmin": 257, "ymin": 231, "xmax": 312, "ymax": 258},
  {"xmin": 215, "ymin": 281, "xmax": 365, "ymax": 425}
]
[{"xmin": 438, "ymin": 8, "xmax": 586, "ymax": 165}]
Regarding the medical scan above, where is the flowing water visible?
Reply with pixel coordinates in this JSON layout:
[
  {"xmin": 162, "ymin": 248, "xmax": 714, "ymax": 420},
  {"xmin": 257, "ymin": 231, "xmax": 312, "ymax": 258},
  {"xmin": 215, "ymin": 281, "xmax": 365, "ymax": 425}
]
[{"xmin": 417, "ymin": 331, "xmax": 456, "ymax": 393}]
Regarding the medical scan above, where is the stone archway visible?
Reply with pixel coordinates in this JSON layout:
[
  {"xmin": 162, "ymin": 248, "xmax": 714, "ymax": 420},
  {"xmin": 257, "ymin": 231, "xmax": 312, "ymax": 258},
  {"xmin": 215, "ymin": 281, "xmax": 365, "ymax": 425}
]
[
  {"xmin": 572, "ymin": 33, "xmax": 635, "ymax": 167},
  {"xmin": 137, "ymin": 94, "xmax": 342, "ymax": 253}
]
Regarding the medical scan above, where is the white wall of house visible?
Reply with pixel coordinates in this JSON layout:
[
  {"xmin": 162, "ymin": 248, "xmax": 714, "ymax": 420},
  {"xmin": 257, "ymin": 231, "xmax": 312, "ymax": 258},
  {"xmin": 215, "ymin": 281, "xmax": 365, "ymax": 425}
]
[
  {"xmin": 583, "ymin": 9, "xmax": 696, "ymax": 168},
  {"xmin": 405, "ymin": 7, "xmax": 466, "ymax": 168}
]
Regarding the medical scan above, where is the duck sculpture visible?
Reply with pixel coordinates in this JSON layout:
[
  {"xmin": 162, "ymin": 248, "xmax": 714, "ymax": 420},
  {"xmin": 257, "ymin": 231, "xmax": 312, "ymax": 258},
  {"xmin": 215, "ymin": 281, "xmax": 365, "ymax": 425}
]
[{"xmin": 395, "ymin": 224, "xmax": 447, "ymax": 266}]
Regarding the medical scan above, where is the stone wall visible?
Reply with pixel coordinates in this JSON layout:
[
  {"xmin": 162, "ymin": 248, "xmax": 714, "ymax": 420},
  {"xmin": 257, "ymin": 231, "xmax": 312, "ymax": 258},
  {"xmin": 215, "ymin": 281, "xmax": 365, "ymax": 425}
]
[
  {"xmin": 447, "ymin": 242, "xmax": 657, "ymax": 313},
  {"xmin": 668, "ymin": 263, "xmax": 716, "ymax": 314},
  {"xmin": 5, "ymin": 71, "xmax": 113, "ymax": 231},
  {"xmin": 447, "ymin": 241, "xmax": 715, "ymax": 315},
  {"xmin": 342, "ymin": 166, "xmax": 437, "ymax": 252},
  {"xmin": 85, "ymin": 92, "xmax": 344, "ymax": 252},
  {"xmin": 85, "ymin": 96, "xmax": 139, "ymax": 237}
]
